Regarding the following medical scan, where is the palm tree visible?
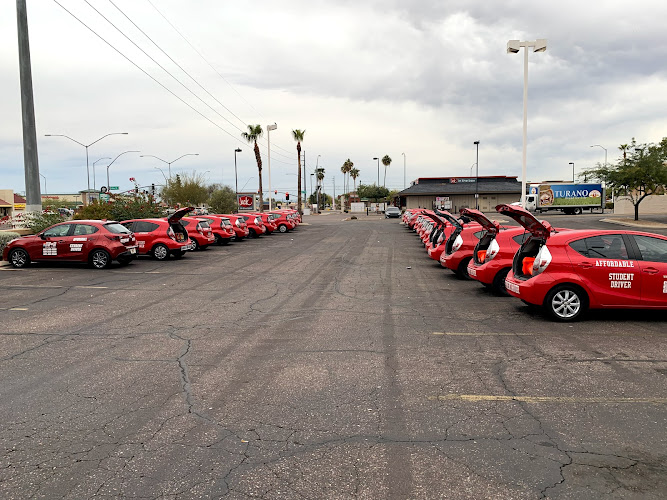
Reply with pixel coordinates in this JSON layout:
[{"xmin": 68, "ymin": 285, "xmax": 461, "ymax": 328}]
[
  {"xmin": 350, "ymin": 167, "xmax": 360, "ymax": 191},
  {"xmin": 242, "ymin": 124, "xmax": 264, "ymax": 211},
  {"xmin": 340, "ymin": 159, "xmax": 353, "ymax": 208},
  {"xmin": 292, "ymin": 129, "xmax": 305, "ymax": 214},
  {"xmin": 382, "ymin": 155, "xmax": 392, "ymax": 187},
  {"xmin": 316, "ymin": 168, "xmax": 325, "ymax": 210}
]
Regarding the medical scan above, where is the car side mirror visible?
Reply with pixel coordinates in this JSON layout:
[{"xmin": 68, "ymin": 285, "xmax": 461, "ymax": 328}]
[{"xmin": 39, "ymin": 233, "xmax": 46, "ymax": 240}]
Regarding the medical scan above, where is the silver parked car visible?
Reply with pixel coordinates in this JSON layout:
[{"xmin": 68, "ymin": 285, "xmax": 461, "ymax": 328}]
[{"xmin": 385, "ymin": 206, "xmax": 401, "ymax": 218}]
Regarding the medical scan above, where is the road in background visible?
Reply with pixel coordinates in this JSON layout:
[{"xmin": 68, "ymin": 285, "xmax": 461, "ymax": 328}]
[{"xmin": 1, "ymin": 215, "xmax": 666, "ymax": 498}]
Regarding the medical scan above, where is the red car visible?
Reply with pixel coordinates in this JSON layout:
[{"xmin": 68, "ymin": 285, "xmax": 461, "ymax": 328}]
[
  {"xmin": 121, "ymin": 207, "xmax": 193, "ymax": 261},
  {"xmin": 249, "ymin": 212, "xmax": 277, "ymax": 234},
  {"xmin": 437, "ymin": 210, "xmax": 482, "ymax": 278},
  {"xmin": 238, "ymin": 214, "xmax": 266, "ymax": 238},
  {"xmin": 196, "ymin": 215, "xmax": 235, "ymax": 245},
  {"xmin": 2, "ymin": 219, "xmax": 138, "ymax": 269},
  {"xmin": 269, "ymin": 211, "xmax": 296, "ymax": 232},
  {"xmin": 218, "ymin": 214, "xmax": 250, "ymax": 240},
  {"xmin": 179, "ymin": 216, "xmax": 215, "ymax": 251},
  {"xmin": 499, "ymin": 204, "xmax": 667, "ymax": 321}
]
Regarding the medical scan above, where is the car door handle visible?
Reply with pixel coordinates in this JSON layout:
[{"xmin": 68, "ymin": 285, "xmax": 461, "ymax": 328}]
[
  {"xmin": 643, "ymin": 267, "xmax": 659, "ymax": 274},
  {"xmin": 579, "ymin": 262, "xmax": 593, "ymax": 269},
  {"xmin": 58, "ymin": 240, "xmax": 65, "ymax": 243}
]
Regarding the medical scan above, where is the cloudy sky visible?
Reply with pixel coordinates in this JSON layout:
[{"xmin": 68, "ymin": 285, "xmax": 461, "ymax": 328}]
[{"xmin": 2, "ymin": 0, "xmax": 666, "ymax": 200}]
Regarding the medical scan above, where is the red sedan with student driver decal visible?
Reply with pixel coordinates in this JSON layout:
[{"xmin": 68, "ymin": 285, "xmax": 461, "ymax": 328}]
[
  {"xmin": 2, "ymin": 220, "xmax": 138, "ymax": 269},
  {"xmin": 499, "ymin": 204, "xmax": 667, "ymax": 321}
]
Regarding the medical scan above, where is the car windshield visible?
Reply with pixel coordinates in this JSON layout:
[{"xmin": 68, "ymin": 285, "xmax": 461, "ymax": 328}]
[{"xmin": 104, "ymin": 223, "xmax": 131, "ymax": 234}]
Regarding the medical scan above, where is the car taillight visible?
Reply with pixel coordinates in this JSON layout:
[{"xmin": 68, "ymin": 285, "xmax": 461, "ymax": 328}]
[
  {"xmin": 235, "ymin": 220, "xmax": 240, "ymax": 227},
  {"xmin": 105, "ymin": 234, "xmax": 121, "ymax": 241},
  {"xmin": 452, "ymin": 234, "xmax": 463, "ymax": 252},
  {"xmin": 437, "ymin": 233, "xmax": 444, "ymax": 244},
  {"xmin": 485, "ymin": 238, "xmax": 500, "ymax": 262},
  {"xmin": 532, "ymin": 245, "xmax": 552, "ymax": 276},
  {"xmin": 167, "ymin": 227, "xmax": 176, "ymax": 240},
  {"xmin": 196, "ymin": 223, "xmax": 203, "ymax": 233}
]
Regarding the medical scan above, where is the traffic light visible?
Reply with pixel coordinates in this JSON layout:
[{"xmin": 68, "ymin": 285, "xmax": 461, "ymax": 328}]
[
  {"xmin": 274, "ymin": 190, "xmax": 278, "ymax": 195},
  {"xmin": 285, "ymin": 192, "xmax": 289, "ymax": 200},
  {"xmin": 151, "ymin": 183, "xmax": 155, "ymax": 195}
]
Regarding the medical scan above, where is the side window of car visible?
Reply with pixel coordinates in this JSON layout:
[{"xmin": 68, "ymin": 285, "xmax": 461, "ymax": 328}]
[
  {"xmin": 135, "ymin": 221, "xmax": 159, "ymax": 233},
  {"xmin": 121, "ymin": 222, "xmax": 135, "ymax": 232},
  {"xmin": 181, "ymin": 220, "xmax": 190, "ymax": 227},
  {"xmin": 633, "ymin": 235, "xmax": 667, "ymax": 263},
  {"xmin": 512, "ymin": 232, "xmax": 530, "ymax": 245},
  {"xmin": 42, "ymin": 224, "xmax": 72, "ymax": 238},
  {"xmin": 73, "ymin": 224, "xmax": 99, "ymax": 235},
  {"xmin": 569, "ymin": 234, "xmax": 628, "ymax": 259}
]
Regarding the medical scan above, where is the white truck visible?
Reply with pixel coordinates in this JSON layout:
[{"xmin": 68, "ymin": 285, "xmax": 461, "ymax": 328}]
[{"xmin": 522, "ymin": 182, "xmax": 605, "ymax": 215}]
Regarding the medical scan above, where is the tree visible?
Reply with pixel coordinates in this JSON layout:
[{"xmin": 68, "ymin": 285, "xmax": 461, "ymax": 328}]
[
  {"xmin": 340, "ymin": 159, "xmax": 353, "ymax": 209},
  {"xmin": 208, "ymin": 186, "xmax": 237, "ymax": 214},
  {"xmin": 382, "ymin": 155, "xmax": 392, "ymax": 187},
  {"xmin": 582, "ymin": 137, "xmax": 667, "ymax": 220},
  {"xmin": 315, "ymin": 168, "xmax": 325, "ymax": 210},
  {"xmin": 349, "ymin": 167, "xmax": 360, "ymax": 191},
  {"xmin": 292, "ymin": 129, "xmax": 305, "ymax": 215},
  {"xmin": 242, "ymin": 124, "xmax": 264, "ymax": 212},
  {"xmin": 160, "ymin": 172, "xmax": 209, "ymax": 206},
  {"xmin": 357, "ymin": 183, "xmax": 390, "ymax": 201}
]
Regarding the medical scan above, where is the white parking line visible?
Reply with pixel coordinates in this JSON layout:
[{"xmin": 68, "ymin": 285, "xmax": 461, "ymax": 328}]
[
  {"xmin": 432, "ymin": 332, "xmax": 533, "ymax": 336},
  {"xmin": 429, "ymin": 394, "xmax": 667, "ymax": 404}
]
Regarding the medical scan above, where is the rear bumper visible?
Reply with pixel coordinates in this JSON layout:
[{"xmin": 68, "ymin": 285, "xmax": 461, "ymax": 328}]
[{"xmin": 504, "ymin": 272, "xmax": 554, "ymax": 305}]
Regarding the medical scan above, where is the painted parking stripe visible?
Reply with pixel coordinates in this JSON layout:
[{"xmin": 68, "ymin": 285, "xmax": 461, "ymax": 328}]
[
  {"xmin": 432, "ymin": 332, "xmax": 533, "ymax": 336},
  {"xmin": 5, "ymin": 285, "xmax": 107, "ymax": 289},
  {"xmin": 429, "ymin": 394, "xmax": 667, "ymax": 404},
  {"xmin": 9, "ymin": 308, "xmax": 28, "ymax": 311}
]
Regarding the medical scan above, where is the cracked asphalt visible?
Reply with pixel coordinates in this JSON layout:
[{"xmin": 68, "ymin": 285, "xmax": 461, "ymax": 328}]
[{"xmin": 1, "ymin": 214, "xmax": 666, "ymax": 499}]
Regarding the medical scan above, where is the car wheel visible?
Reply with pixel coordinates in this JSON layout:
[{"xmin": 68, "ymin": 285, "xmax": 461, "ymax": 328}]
[
  {"xmin": 173, "ymin": 250, "xmax": 186, "ymax": 259},
  {"xmin": 544, "ymin": 284, "xmax": 587, "ymax": 322},
  {"xmin": 8, "ymin": 248, "xmax": 30, "ymax": 268},
  {"xmin": 573, "ymin": 207, "xmax": 583, "ymax": 215},
  {"xmin": 117, "ymin": 256, "xmax": 133, "ymax": 266},
  {"xmin": 492, "ymin": 268, "xmax": 511, "ymax": 296},
  {"xmin": 278, "ymin": 224, "xmax": 288, "ymax": 233},
  {"xmin": 152, "ymin": 243, "xmax": 169, "ymax": 261},
  {"xmin": 250, "ymin": 229, "xmax": 258, "ymax": 238},
  {"xmin": 455, "ymin": 257, "xmax": 472, "ymax": 279},
  {"xmin": 90, "ymin": 249, "xmax": 111, "ymax": 269},
  {"xmin": 190, "ymin": 238, "xmax": 199, "ymax": 251},
  {"xmin": 200, "ymin": 245, "xmax": 209, "ymax": 251}
]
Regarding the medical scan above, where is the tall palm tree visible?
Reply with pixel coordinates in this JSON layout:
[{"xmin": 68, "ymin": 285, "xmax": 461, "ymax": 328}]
[
  {"xmin": 350, "ymin": 167, "xmax": 360, "ymax": 191},
  {"xmin": 292, "ymin": 129, "xmax": 305, "ymax": 214},
  {"xmin": 242, "ymin": 124, "xmax": 264, "ymax": 211},
  {"xmin": 316, "ymin": 168, "xmax": 325, "ymax": 210},
  {"xmin": 382, "ymin": 155, "xmax": 392, "ymax": 187},
  {"xmin": 340, "ymin": 159, "xmax": 353, "ymax": 209}
]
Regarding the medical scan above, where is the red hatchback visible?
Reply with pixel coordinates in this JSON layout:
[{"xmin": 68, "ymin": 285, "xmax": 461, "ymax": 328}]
[
  {"xmin": 499, "ymin": 204, "xmax": 667, "ymax": 321},
  {"xmin": 179, "ymin": 216, "xmax": 215, "ymax": 251},
  {"xmin": 196, "ymin": 215, "xmax": 235, "ymax": 245},
  {"xmin": 121, "ymin": 207, "xmax": 193, "ymax": 261},
  {"xmin": 218, "ymin": 214, "xmax": 250, "ymax": 240},
  {"xmin": 436, "ymin": 210, "xmax": 482, "ymax": 278},
  {"xmin": 2, "ymin": 220, "xmax": 138, "ymax": 269}
]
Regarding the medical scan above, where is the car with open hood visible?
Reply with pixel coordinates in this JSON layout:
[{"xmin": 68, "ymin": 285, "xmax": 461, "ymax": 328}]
[
  {"xmin": 499, "ymin": 204, "xmax": 667, "ymax": 321},
  {"xmin": 2, "ymin": 220, "xmax": 138, "ymax": 269},
  {"xmin": 121, "ymin": 207, "xmax": 193, "ymax": 260}
]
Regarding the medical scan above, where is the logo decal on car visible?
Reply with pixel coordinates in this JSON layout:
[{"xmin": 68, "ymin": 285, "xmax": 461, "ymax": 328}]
[
  {"xmin": 609, "ymin": 273, "xmax": 634, "ymax": 289},
  {"xmin": 43, "ymin": 242, "xmax": 57, "ymax": 255},
  {"xmin": 595, "ymin": 260, "xmax": 634, "ymax": 268},
  {"xmin": 70, "ymin": 243, "xmax": 83, "ymax": 252}
]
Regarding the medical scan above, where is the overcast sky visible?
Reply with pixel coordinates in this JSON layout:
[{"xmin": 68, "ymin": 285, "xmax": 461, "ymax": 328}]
[{"xmin": 2, "ymin": 0, "xmax": 666, "ymax": 199}]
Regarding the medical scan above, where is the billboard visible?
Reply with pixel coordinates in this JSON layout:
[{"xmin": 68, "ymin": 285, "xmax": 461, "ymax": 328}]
[
  {"xmin": 530, "ymin": 183, "xmax": 603, "ymax": 207},
  {"xmin": 237, "ymin": 192, "xmax": 257, "ymax": 210}
]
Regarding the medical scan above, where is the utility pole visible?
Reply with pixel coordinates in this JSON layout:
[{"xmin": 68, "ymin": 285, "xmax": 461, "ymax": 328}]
[
  {"xmin": 333, "ymin": 177, "xmax": 336, "ymax": 210},
  {"xmin": 16, "ymin": 0, "xmax": 41, "ymax": 213}
]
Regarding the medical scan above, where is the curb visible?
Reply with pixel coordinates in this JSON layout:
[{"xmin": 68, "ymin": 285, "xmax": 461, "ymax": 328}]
[{"xmin": 599, "ymin": 218, "xmax": 667, "ymax": 229}]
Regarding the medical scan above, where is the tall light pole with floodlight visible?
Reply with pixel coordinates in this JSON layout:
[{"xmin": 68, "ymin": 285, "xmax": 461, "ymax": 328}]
[
  {"xmin": 45, "ymin": 132, "xmax": 128, "ymax": 195},
  {"xmin": 234, "ymin": 148, "xmax": 242, "ymax": 201},
  {"xmin": 507, "ymin": 38, "xmax": 547, "ymax": 208},
  {"xmin": 590, "ymin": 144, "xmax": 607, "ymax": 169},
  {"xmin": 140, "ymin": 153, "xmax": 199, "ymax": 179},
  {"xmin": 474, "ymin": 141, "xmax": 480, "ymax": 209},
  {"xmin": 266, "ymin": 123, "xmax": 277, "ymax": 210},
  {"xmin": 106, "ymin": 150, "xmax": 139, "ymax": 190},
  {"xmin": 373, "ymin": 157, "xmax": 380, "ymax": 185},
  {"xmin": 402, "ymin": 152, "xmax": 406, "ymax": 189}
]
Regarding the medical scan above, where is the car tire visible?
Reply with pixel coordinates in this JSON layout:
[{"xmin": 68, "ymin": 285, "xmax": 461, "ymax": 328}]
[
  {"xmin": 200, "ymin": 245, "xmax": 209, "ymax": 251},
  {"xmin": 455, "ymin": 257, "xmax": 472, "ymax": 279},
  {"xmin": 152, "ymin": 243, "xmax": 170, "ymax": 261},
  {"xmin": 173, "ymin": 250, "xmax": 186, "ymax": 259},
  {"xmin": 250, "ymin": 229, "xmax": 259, "ymax": 238},
  {"xmin": 278, "ymin": 224, "xmax": 288, "ymax": 233},
  {"xmin": 573, "ymin": 207, "xmax": 583, "ymax": 215},
  {"xmin": 8, "ymin": 248, "xmax": 30, "ymax": 268},
  {"xmin": 117, "ymin": 256, "xmax": 133, "ymax": 266},
  {"xmin": 492, "ymin": 268, "xmax": 511, "ymax": 296},
  {"xmin": 190, "ymin": 238, "xmax": 199, "ymax": 251},
  {"xmin": 90, "ymin": 249, "xmax": 111, "ymax": 269},
  {"xmin": 544, "ymin": 284, "xmax": 588, "ymax": 322}
]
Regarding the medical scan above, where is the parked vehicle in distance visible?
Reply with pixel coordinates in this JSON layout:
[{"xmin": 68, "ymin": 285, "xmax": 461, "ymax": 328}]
[
  {"xmin": 248, "ymin": 212, "xmax": 277, "ymax": 233},
  {"xmin": 179, "ymin": 216, "xmax": 215, "ymax": 251},
  {"xmin": 2, "ymin": 220, "xmax": 138, "ymax": 269},
  {"xmin": 385, "ymin": 206, "xmax": 401, "ymax": 218},
  {"xmin": 434, "ymin": 210, "xmax": 482, "ymax": 278},
  {"xmin": 121, "ymin": 207, "xmax": 193, "ymax": 260},
  {"xmin": 521, "ymin": 182, "xmax": 605, "ymax": 215},
  {"xmin": 218, "ymin": 214, "xmax": 250, "ymax": 240},
  {"xmin": 269, "ymin": 211, "xmax": 296, "ymax": 232},
  {"xmin": 499, "ymin": 204, "xmax": 667, "ymax": 321},
  {"xmin": 196, "ymin": 215, "xmax": 235, "ymax": 245},
  {"xmin": 238, "ymin": 214, "xmax": 266, "ymax": 238}
]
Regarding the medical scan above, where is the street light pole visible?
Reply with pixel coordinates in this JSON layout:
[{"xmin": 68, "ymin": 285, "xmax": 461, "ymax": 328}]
[
  {"xmin": 474, "ymin": 141, "xmax": 480, "ymax": 210},
  {"xmin": 234, "ymin": 148, "xmax": 242, "ymax": 204},
  {"xmin": 140, "ymin": 153, "xmax": 199, "ymax": 179},
  {"xmin": 154, "ymin": 166, "xmax": 167, "ymax": 183},
  {"xmin": 373, "ymin": 157, "xmax": 380, "ymax": 185},
  {"xmin": 402, "ymin": 152, "xmax": 406, "ymax": 189},
  {"xmin": 93, "ymin": 157, "xmax": 112, "ymax": 189},
  {"xmin": 267, "ymin": 123, "xmax": 277, "ymax": 211},
  {"xmin": 106, "ymin": 150, "xmax": 139, "ymax": 190},
  {"xmin": 39, "ymin": 173, "xmax": 46, "ymax": 195},
  {"xmin": 590, "ymin": 144, "xmax": 607, "ymax": 168},
  {"xmin": 310, "ymin": 173, "xmax": 314, "ymax": 206},
  {"xmin": 507, "ymin": 39, "xmax": 547, "ymax": 208},
  {"xmin": 44, "ymin": 132, "xmax": 128, "ymax": 195},
  {"xmin": 569, "ymin": 162, "xmax": 575, "ymax": 182}
]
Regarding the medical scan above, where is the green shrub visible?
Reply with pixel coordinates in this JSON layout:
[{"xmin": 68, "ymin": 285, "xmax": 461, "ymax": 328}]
[
  {"xmin": 0, "ymin": 231, "xmax": 21, "ymax": 258},
  {"xmin": 605, "ymin": 202, "xmax": 614, "ymax": 210},
  {"xmin": 74, "ymin": 195, "xmax": 165, "ymax": 222},
  {"xmin": 73, "ymin": 200, "xmax": 113, "ymax": 220},
  {"xmin": 25, "ymin": 209, "xmax": 65, "ymax": 234}
]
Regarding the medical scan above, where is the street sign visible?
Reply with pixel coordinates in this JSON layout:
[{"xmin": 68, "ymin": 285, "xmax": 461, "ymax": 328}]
[
  {"xmin": 100, "ymin": 193, "xmax": 110, "ymax": 202},
  {"xmin": 109, "ymin": 186, "xmax": 119, "ymax": 191}
]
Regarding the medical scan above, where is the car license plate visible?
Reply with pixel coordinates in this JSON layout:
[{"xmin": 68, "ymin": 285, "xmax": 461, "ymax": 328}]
[
  {"xmin": 129, "ymin": 247, "xmax": 137, "ymax": 254},
  {"xmin": 468, "ymin": 266, "xmax": 476, "ymax": 277},
  {"xmin": 183, "ymin": 244, "xmax": 193, "ymax": 251},
  {"xmin": 505, "ymin": 280, "xmax": 520, "ymax": 294}
]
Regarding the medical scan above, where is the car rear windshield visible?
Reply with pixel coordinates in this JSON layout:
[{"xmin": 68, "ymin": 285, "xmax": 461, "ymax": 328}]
[
  {"xmin": 105, "ymin": 223, "xmax": 131, "ymax": 234},
  {"xmin": 198, "ymin": 220, "xmax": 210, "ymax": 228}
]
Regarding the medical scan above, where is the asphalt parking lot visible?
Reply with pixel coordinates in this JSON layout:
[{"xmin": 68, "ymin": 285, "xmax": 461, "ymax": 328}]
[{"xmin": 1, "ymin": 213, "xmax": 666, "ymax": 498}]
